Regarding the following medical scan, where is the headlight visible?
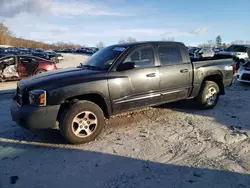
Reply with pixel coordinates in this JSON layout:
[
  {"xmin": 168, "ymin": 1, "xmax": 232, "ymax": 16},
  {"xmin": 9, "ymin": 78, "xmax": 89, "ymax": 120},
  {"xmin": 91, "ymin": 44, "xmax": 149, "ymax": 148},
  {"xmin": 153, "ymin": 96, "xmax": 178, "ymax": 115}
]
[{"xmin": 29, "ymin": 90, "xmax": 46, "ymax": 106}]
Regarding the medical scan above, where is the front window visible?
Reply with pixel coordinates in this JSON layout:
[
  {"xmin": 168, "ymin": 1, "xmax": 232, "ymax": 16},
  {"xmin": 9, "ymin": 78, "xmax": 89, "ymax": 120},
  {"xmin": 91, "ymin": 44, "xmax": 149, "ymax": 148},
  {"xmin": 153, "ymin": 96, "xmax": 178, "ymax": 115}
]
[
  {"xmin": 123, "ymin": 46, "xmax": 154, "ymax": 68},
  {"xmin": 80, "ymin": 45, "xmax": 127, "ymax": 70}
]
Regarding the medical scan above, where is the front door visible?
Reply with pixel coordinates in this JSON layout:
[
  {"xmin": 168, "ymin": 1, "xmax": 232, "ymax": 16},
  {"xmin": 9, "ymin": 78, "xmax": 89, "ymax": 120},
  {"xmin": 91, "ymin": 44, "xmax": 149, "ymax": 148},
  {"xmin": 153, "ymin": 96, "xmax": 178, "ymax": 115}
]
[
  {"xmin": 156, "ymin": 44, "xmax": 192, "ymax": 102},
  {"xmin": 108, "ymin": 45, "xmax": 160, "ymax": 113}
]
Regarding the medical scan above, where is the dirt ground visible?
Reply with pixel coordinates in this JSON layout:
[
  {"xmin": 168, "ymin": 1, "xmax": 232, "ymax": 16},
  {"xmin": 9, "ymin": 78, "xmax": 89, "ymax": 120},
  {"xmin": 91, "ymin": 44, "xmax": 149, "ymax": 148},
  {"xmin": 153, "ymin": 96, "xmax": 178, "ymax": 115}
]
[{"xmin": 0, "ymin": 55, "xmax": 250, "ymax": 187}]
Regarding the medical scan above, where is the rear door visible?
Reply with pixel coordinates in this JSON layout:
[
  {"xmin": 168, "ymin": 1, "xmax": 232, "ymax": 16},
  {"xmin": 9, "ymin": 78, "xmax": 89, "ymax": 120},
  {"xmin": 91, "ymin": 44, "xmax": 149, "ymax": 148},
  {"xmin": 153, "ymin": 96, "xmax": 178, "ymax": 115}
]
[
  {"xmin": 17, "ymin": 56, "xmax": 39, "ymax": 77},
  {"xmin": 108, "ymin": 45, "xmax": 160, "ymax": 113},
  {"xmin": 156, "ymin": 44, "xmax": 192, "ymax": 102}
]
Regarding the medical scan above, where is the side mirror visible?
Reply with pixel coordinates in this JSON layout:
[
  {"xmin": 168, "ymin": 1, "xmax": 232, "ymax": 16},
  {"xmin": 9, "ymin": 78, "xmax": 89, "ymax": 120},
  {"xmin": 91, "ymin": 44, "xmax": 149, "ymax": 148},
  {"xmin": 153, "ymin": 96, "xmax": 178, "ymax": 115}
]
[{"xmin": 117, "ymin": 62, "xmax": 135, "ymax": 71}]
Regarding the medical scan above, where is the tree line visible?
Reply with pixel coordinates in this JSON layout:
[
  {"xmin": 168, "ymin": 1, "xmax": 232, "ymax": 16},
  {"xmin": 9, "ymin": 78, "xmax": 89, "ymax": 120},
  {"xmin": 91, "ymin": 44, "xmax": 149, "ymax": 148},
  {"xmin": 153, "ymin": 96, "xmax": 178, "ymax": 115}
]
[
  {"xmin": 1, "ymin": 22, "xmax": 250, "ymax": 50},
  {"xmin": 0, "ymin": 23, "xmax": 84, "ymax": 49},
  {"xmin": 198, "ymin": 35, "xmax": 250, "ymax": 48}
]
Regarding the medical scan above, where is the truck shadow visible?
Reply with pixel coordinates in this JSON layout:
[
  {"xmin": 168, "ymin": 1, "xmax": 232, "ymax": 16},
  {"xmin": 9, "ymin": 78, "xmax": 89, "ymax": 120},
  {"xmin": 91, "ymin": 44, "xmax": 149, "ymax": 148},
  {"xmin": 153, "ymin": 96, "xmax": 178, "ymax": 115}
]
[
  {"xmin": 0, "ymin": 140, "xmax": 249, "ymax": 188},
  {"xmin": 156, "ymin": 83, "xmax": 250, "ymax": 132}
]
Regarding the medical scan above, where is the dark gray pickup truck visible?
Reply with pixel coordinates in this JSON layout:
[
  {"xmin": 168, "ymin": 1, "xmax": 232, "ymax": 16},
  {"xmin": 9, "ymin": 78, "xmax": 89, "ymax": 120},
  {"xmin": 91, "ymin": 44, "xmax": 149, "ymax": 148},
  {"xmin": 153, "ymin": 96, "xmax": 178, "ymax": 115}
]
[{"xmin": 11, "ymin": 41, "xmax": 235, "ymax": 144}]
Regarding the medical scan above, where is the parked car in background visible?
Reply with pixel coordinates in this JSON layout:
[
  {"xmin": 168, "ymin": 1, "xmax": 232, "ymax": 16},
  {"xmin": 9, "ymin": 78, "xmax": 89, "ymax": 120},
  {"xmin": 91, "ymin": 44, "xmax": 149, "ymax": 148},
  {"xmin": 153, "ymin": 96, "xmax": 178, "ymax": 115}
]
[
  {"xmin": 31, "ymin": 51, "xmax": 50, "ymax": 60},
  {"xmin": 237, "ymin": 61, "xmax": 250, "ymax": 83},
  {"xmin": 188, "ymin": 47, "xmax": 201, "ymax": 59},
  {"xmin": 216, "ymin": 44, "xmax": 250, "ymax": 69},
  {"xmin": 237, "ymin": 47, "xmax": 250, "ymax": 83},
  {"xmin": 192, "ymin": 48, "xmax": 215, "ymax": 61},
  {"xmin": 0, "ymin": 55, "xmax": 57, "ymax": 82},
  {"xmin": 44, "ymin": 50, "xmax": 64, "ymax": 63},
  {"xmin": 11, "ymin": 41, "xmax": 235, "ymax": 144},
  {"xmin": 213, "ymin": 47, "xmax": 224, "ymax": 53}
]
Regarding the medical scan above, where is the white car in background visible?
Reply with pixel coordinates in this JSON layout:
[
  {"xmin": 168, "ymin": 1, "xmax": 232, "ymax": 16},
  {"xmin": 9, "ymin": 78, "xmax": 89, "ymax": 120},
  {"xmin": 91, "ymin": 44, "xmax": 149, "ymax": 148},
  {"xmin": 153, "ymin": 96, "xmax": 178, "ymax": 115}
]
[{"xmin": 237, "ymin": 48, "xmax": 250, "ymax": 83}]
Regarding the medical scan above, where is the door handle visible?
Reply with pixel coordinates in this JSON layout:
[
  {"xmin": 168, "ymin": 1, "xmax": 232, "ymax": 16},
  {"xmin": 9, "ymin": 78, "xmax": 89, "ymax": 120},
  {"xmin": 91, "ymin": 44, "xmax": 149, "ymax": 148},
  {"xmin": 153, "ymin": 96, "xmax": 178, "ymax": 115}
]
[
  {"xmin": 180, "ymin": 69, "xmax": 189, "ymax": 73},
  {"xmin": 146, "ymin": 73, "xmax": 156, "ymax": 77}
]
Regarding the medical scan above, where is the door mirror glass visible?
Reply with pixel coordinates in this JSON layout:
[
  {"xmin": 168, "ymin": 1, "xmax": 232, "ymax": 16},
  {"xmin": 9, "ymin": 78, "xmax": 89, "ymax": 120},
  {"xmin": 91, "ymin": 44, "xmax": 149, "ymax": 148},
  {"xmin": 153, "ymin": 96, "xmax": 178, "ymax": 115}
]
[{"xmin": 117, "ymin": 61, "xmax": 135, "ymax": 71}]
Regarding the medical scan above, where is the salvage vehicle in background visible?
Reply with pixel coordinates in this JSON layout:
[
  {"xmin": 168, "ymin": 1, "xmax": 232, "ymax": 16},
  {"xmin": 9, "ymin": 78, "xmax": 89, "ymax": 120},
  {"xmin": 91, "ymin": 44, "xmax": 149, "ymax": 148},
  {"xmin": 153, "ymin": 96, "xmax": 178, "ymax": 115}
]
[
  {"xmin": 216, "ymin": 44, "xmax": 250, "ymax": 69},
  {"xmin": 237, "ymin": 47, "xmax": 250, "ymax": 83},
  {"xmin": 0, "ymin": 55, "xmax": 57, "ymax": 82},
  {"xmin": 192, "ymin": 47, "xmax": 215, "ymax": 61},
  {"xmin": 188, "ymin": 47, "xmax": 201, "ymax": 59},
  {"xmin": 11, "ymin": 41, "xmax": 235, "ymax": 144}
]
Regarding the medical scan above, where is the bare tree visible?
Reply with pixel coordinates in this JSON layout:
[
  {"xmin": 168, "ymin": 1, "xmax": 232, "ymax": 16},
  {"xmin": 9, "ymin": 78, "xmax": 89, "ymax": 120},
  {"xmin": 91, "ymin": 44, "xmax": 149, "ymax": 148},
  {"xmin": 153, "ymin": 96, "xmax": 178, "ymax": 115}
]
[
  {"xmin": 96, "ymin": 41, "xmax": 105, "ymax": 49},
  {"xmin": 162, "ymin": 37, "xmax": 175, "ymax": 41},
  {"xmin": 126, "ymin": 37, "xmax": 137, "ymax": 43},
  {"xmin": 118, "ymin": 39, "xmax": 126, "ymax": 44},
  {"xmin": 0, "ymin": 22, "xmax": 86, "ymax": 49},
  {"xmin": 198, "ymin": 40, "xmax": 215, "ymax": 48}
]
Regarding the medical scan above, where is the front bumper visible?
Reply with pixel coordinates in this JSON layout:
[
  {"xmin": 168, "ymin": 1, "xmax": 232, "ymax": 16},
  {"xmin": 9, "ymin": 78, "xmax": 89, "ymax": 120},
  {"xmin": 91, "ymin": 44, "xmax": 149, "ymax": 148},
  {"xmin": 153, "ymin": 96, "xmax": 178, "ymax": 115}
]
[{"xmin": 11, "ymin": 101, "xmax": 60, "ymax": 129}]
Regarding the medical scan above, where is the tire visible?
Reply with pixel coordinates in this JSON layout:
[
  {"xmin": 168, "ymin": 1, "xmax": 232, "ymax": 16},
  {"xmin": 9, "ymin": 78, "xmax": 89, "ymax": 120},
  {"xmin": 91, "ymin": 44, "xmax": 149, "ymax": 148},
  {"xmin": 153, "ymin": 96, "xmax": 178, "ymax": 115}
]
[
  {"xmin": 196, "ymin": 81, "xmax": 220, "ymax": 109},
  {"xmin": 36, "ymin": 69, "xmax": 46, "ymax": 75},
  {"xmin": 59, "ymin": 101, "xmax": 104, "ymax": 144}
]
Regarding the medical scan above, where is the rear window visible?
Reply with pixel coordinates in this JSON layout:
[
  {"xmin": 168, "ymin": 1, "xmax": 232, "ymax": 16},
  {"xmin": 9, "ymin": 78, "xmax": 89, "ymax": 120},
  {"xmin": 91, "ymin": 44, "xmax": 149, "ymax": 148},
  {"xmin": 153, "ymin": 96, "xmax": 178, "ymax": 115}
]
[{"xmin": 158, "ymin": 45, "xmax": 183, "ymax": 65}]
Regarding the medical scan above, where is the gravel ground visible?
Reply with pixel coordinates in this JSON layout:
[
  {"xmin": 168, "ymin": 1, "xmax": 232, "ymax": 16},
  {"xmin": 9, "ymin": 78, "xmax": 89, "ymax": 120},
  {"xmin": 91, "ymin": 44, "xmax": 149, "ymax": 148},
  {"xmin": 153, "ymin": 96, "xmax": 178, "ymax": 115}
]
[
  {"xmin": 0, "ymin": 54, "xmax": 250, "ymax": 187},
  {"xmin": 0, "ymin": 81, "xmax": 250, "ymax": 188}
]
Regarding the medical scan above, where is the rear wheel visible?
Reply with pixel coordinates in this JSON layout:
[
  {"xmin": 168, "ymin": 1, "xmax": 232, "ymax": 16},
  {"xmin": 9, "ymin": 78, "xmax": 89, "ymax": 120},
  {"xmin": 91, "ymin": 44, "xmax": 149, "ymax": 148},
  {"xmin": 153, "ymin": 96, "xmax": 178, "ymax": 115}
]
[
  {"xmin": 59, "ymin": 101, "xmax": 104, "ymax": 144},
  {"xmin": 196, "ymin": 81, "xmax": 220, "ymax": 109}
]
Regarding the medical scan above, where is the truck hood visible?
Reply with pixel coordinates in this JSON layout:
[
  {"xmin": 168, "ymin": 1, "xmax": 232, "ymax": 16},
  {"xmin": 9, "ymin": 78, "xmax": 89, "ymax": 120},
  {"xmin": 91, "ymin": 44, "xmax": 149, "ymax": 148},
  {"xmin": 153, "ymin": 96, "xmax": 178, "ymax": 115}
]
[{"xmin": 19, "ymin": 67, "xmax": 105, "ymax": 90}]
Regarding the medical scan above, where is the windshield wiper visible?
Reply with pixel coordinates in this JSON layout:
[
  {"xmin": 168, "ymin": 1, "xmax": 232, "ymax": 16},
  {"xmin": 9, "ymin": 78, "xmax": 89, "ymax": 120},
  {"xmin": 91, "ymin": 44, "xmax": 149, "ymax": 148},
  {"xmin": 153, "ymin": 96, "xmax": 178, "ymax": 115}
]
[{"xmin": 79, "ymin": 64, "xmax": 104, "ymax": 70}]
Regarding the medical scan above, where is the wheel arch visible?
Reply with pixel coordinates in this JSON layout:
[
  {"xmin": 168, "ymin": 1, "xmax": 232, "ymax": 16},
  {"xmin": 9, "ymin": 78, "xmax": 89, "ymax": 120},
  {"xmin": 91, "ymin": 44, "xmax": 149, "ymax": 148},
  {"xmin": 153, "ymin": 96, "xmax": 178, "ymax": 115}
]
[
  {"xmin": 202, "ymin": 74, "xmax": 224, "ymax": 95},
  {"xmin": 57, "ymin": 92, "xmax": 111, "ymax": 120}
]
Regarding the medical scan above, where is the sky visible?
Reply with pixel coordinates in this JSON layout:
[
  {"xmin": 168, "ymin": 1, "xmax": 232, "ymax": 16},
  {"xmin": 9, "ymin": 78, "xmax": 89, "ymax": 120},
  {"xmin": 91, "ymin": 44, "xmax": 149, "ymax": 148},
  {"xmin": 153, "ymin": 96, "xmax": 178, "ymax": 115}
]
[{"xmin": 0, "ymin": 0, "xmax": 249, "ymax": 47}]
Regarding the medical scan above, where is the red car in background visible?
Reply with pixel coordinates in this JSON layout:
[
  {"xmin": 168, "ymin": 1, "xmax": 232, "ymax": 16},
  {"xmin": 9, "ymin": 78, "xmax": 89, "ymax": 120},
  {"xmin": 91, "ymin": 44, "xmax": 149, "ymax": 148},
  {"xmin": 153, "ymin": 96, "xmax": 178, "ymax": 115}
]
[{"xmin": 0, "ymin": 55, "xmax": 57, "ymax": 82}]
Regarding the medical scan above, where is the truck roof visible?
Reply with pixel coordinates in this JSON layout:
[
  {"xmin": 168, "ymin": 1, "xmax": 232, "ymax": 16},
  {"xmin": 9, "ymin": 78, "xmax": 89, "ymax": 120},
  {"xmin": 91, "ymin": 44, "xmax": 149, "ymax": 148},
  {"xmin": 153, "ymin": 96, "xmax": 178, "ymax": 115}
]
[{"xmin": 111, "ymin": 41, "xmax": 185, "ymax": 48}]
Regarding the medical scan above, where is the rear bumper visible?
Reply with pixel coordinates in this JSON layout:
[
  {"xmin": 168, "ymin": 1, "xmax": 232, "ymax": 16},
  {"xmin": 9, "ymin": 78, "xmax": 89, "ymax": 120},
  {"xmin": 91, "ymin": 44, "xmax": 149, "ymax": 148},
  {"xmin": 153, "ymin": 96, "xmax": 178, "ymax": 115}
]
[{"xmin": 10, "ymin": 101, "xmax": 60, "ymax": 129}]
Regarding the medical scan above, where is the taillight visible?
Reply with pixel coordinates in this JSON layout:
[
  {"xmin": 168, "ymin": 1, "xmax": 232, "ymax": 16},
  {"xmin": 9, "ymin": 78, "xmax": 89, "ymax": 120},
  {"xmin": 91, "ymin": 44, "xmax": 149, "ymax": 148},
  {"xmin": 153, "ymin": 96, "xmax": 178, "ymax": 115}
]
[{"xmin": 233, "ymin": 63, "xmax": 236, "ymax": 75}]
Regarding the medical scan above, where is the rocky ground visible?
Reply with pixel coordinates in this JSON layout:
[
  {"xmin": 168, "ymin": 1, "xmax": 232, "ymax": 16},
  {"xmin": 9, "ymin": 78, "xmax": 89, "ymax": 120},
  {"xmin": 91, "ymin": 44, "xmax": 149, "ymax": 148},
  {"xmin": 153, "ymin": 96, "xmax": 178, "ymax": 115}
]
[
  {"xmin": 0, "ymin": 81, "xmax": 250, "ymax": 187},
  {"xmin": 0, "ymin": 54, "xmax": 250, "ymax": 187}
]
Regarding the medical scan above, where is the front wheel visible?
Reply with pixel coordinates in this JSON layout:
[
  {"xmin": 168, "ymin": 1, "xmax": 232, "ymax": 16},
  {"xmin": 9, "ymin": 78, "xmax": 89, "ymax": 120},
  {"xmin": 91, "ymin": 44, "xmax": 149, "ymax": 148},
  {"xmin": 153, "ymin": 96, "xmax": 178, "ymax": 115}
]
[
  {"xmin": 196, "ymin": 81, "xmax": 220, "ymax": 109},
  {"xmin": 59, "ymin": 101, "xmax": 104, "ymax": 144}
]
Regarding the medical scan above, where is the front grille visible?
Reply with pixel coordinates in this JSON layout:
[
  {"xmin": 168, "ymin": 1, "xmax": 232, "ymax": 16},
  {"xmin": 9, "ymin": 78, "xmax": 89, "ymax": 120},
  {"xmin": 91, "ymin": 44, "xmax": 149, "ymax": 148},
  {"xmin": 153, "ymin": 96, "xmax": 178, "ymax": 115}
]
[{"xmin": 242, "ymin": 73, "xmax": 250, "ymax": 81}]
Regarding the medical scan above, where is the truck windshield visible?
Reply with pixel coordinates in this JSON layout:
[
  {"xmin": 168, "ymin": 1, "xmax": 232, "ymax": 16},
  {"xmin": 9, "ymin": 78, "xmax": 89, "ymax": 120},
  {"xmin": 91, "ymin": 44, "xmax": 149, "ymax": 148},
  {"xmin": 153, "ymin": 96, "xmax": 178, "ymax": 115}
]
[{"xmin": 80, "ymin": 46, "xmax": 127, "ymax": 70}]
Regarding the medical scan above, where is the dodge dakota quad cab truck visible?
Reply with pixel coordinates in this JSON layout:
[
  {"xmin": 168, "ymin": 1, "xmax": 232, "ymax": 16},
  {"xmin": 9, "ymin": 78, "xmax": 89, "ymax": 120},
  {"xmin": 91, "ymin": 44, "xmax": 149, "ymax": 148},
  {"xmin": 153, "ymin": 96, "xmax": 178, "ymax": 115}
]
[{"xmin": 11, "ymin": 41, "xmax": 235, "ymax": 144}]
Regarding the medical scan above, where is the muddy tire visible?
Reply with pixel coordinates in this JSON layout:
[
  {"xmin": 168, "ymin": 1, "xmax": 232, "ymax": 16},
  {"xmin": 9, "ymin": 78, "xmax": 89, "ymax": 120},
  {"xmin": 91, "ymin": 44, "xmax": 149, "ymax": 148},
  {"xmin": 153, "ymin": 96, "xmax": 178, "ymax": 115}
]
[
  {"xmin": 196, "ymin": 81, "xmax": 220, "ymax": 109},
  {"xmin": 59, "ymin": 101, "xmax": 104, "ymax": 144},
  {"xmin": 36, "ymin": 69, "xmax": 46, "ymax": 74}
]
